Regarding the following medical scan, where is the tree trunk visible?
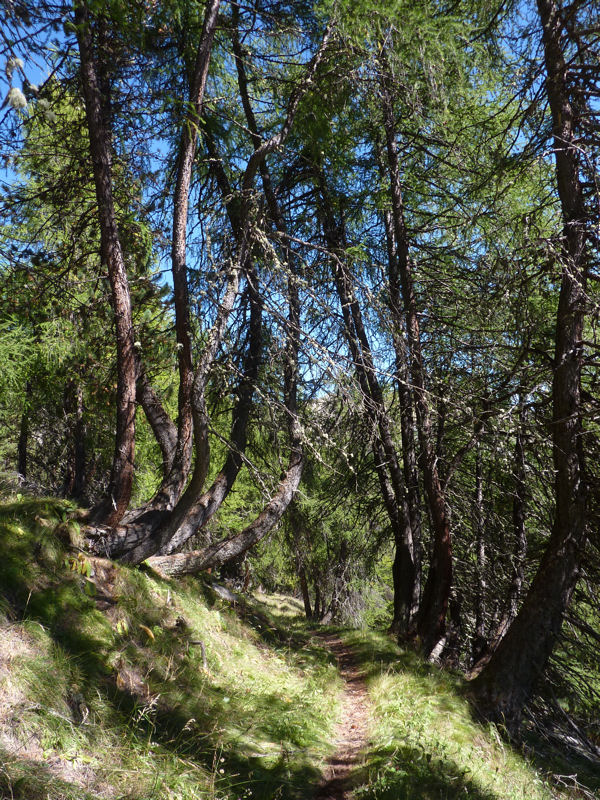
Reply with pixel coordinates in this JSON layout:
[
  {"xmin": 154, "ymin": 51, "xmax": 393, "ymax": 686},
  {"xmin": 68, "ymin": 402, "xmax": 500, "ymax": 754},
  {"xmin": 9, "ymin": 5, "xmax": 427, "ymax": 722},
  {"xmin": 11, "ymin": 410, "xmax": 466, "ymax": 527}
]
[
  {"xmin": 146, "ymin": 442, "xmax": 303, "ymax": 577},
  {"xmin": 382, "ymin": 205, "xmax": 422, "ymax": 619},
  {"xmin": 472, "ymin": 446, "xmax": 487, "ymax": 661},
  {"xmin": 135, "ymin": 367, "xmax": 177, "ymax": 478},
  {"xmin": 298, "ymin": 565, "xmax": 312, "ymax": 619},
  {"xmin": 146, "ymin": 128, "xmax": 306, "ymax": 577},
  {"xmin": 17, "ymin": 380, "xmax": 31, "ymax": 482},
  {"xmin": 75, "ymin": 3, "xmax": 136, "ymax": 526},
  {"xmin": 509, "ymin": 399, "xmax": 527, "ymax": 620},
  {"xmin": 379, "ymin": 56, "xmax": 452, "ymax": 657},
  {"xmin": 314, "ymin": 583, "xmax": 322, "ymax": 621},
  {"xmin": 470, "ymin": 0, "xmax": 588, "ymax": 726},
  {"xmin": 63, "ymin": 380, "xmax": 87, "ymax": 499},
  {"xmin": 97, "ymin": 276, "xmax": 262, "ymax": 564},
  {"xmin": 86, "ymin": 17, "xmax": 329, "ymax": 563},
  {"xmin": 316, "ymin": 176, "xmax": 416, "ymax": 635},
  {"xmin": 149, "ymin": 0, "xmax": 221, "ymax": 511}
]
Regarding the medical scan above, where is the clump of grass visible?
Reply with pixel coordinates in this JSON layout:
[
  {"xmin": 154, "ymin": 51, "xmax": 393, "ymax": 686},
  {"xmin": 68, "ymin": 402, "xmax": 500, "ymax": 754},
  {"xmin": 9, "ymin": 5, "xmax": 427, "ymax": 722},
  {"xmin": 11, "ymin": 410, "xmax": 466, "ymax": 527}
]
[
  {"xmin": 339, "ymin": 629, "xmax": 573, "ymax": 800},
  {"xmin": 0, "ymin": 497, "xmax": 343, "ymax": 800}
]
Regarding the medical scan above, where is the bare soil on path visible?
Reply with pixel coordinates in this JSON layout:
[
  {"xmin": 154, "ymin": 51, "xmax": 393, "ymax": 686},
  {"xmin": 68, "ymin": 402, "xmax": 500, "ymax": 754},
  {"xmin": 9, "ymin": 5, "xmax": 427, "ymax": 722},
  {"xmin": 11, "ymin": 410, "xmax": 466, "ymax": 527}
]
[{"xmin": 314, "ymin": 633, "xmax": 370, "ymax": 800}]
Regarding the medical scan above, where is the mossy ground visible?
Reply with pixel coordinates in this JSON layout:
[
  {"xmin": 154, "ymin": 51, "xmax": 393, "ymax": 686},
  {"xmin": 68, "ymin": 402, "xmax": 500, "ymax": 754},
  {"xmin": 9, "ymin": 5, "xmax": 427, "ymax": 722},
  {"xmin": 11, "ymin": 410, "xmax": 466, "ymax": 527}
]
[{"xmin": 0, "ymin": 497, "xmax": 598, "ymax": 800}]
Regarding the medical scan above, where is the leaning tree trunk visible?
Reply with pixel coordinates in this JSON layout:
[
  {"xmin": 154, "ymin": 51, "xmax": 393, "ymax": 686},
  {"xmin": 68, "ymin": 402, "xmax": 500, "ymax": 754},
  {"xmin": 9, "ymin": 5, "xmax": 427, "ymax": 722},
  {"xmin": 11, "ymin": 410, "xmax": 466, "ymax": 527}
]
[
  {"xmin": 146, "ymin": 262, "xmax": 305, "ymax": 578},
  {"xmin": 470, "ymin": 0, "xmax": 588, "ymax": 727},
  {"xmin": 146, "ymin": 53, "xmax": 308, "ymax": 578},
  {"xmin": 135, "ymin": 367, "xmax": 178, "ymax": 478},
  {"xmin": 379, "ymin": 56, "xmax": 452, "ymax": 657},
  {"xmin": 86, "ymin": 20, "xmax": 330, "ymax": 565},
  {"xmin": 117, "ymin": 0, "xmax": 221, "ymax": 522},
  {"xmin": 75, "ymin": 3, "xmax": 136, "ymax": 527},
  {"xmin": 96, "ymin": 273, "xmax": 261, "ymax": 564}
]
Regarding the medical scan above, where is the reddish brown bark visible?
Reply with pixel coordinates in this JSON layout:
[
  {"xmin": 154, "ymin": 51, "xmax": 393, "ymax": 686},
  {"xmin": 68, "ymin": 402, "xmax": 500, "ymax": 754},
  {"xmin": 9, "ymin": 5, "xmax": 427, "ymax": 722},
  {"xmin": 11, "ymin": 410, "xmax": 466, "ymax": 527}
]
[
  {"xmin": 471, "ymin": 0, "xmax": 588, "ymax": 725},
  {"xmin": 150, "ymin": 0, "xmax": 222, "ymax": 511},
  {"xmin": 75, "ymin": 3, "xmax": 136, "ymax": 526},
  {"xmin": 136, "ymin": 367, "xmax": 177, "ymax": 477},
  {"xmin": 87, "ymin": 20, "xmax": 329, "ymax": 564},
  {"xmin": 143, "ymin": 26, "xmax": 310, "ymax": 577},
  {"xmin": 146, "ymin": 442, "xmax": 303, "ymax": 577}
]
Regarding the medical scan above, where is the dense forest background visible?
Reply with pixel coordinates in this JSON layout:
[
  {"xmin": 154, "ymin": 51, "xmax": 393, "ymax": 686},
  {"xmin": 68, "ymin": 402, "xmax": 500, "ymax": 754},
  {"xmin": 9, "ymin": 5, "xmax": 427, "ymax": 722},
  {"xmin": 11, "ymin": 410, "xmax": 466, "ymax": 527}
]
[{"xmin": 1, "ymin": 0, "xmax": 599, "ymax": 750}]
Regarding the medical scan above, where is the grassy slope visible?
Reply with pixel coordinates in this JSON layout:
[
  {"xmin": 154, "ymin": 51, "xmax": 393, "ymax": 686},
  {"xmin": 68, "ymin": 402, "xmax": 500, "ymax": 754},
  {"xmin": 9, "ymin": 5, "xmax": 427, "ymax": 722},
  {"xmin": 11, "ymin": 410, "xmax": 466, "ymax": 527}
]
[
  {"xmin": 0, "ymin": 498, "xmax": 598, "ymax": 800},
  {"xmin": 0, "ymin": 498, "xmax": 341, "ymax": 800}
]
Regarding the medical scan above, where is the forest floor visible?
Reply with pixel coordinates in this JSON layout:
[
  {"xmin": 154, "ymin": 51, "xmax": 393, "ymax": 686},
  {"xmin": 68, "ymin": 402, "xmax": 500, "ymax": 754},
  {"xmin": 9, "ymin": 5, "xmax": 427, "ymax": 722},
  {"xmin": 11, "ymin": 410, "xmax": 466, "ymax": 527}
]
[
  {"xmin": 313, "ymin": 634, "xmax": 370, "ymax": 800},
  {"xmin": 1, "ymin": 497, "xmax": 599, "ymax": 800}
]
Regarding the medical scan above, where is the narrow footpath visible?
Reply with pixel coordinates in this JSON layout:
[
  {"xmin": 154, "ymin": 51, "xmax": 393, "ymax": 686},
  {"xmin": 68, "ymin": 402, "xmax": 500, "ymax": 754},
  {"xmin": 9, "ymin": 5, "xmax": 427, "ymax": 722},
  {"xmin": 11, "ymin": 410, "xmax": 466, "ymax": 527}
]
[{"xmin": 314, "ymin": 634, "xmax": 371, "ymax": 800}]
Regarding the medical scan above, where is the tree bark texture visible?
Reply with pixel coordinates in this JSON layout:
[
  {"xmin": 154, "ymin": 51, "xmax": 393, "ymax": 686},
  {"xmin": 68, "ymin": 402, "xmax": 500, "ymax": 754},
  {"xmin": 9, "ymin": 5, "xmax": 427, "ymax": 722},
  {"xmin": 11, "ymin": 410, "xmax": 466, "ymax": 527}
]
[
  {"xmin": 379, "ymin": 57, "xmax": 452, "ymax": 657},
  {"xmin": 146, "ymin": 442, "xmax": 303, "ymax": 577},
  {"xmin": 75, "ymin": 3, "xmax": 136, "ymax": 527},
  {"xmin": 136, "ymin": 367, "xmax": 178, "ymax": 477},
  {"xmin": 382, "ymin": 205, "xmax": 422, "ymax": 619},
  {"xmin": 150, "ymin": 0, "xmax": 221, "ymax": 511},
  {"xmin": 471, "ymin": 0, "xmax": 588, "ymax": 726}
]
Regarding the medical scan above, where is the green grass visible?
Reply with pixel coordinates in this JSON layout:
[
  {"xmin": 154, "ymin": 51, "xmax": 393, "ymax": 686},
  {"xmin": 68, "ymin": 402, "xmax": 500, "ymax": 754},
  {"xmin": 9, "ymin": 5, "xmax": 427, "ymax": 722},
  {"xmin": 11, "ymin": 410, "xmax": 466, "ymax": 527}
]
[
  {"xmin": 0, "ymin": 497, "xmax": 342, "ymax": 800},
  {"xmin": 1, "ymin": 497, "xmax": 598, "ymax": 800},
  {"xmin": 336, "ymin": 628, "xmax": 597, "ymax": 800}
]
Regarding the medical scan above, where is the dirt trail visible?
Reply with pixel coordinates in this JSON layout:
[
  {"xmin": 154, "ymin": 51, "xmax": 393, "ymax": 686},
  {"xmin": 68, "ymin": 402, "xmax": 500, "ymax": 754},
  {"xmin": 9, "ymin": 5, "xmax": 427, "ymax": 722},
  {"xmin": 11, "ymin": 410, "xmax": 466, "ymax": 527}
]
[{"xmin": 314, "ymin": 634, "xmax": 370, "ymax": 800}]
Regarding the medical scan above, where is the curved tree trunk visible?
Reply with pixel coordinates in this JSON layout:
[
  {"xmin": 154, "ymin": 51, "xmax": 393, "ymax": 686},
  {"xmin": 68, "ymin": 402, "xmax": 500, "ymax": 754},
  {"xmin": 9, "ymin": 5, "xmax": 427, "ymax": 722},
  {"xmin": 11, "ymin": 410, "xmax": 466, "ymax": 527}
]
[
  {"xmin": 136, "ymin": 366, "xmax": 178, "ymax": 477},
  {"xmin": 470, "ymin": 0, "xmax": 588, "ymax": 726},
  {"xmin": 94, "ymin": 274, "xmax": 261, "ymax": 564},
  {"xmin": 120, "ymin": 0, "xmax": 221, "ymax": 520},
  {"xmin": 75, "ymin": 3, "xmax": 136, "ymax": 527},
  {"xmin": 146, "ymin": 442, "xmax": 303, "ymax": 578},
  {"xmin": 87, "ymin": 19, "xmax": 330, "ymax": 564},
  {"xmin": 146, "ymin": 219, "xmax": 305, "ymax": 578},
  {"xmin": 145, "ymin": 29, "xmax": 309, "ymax": 577}
]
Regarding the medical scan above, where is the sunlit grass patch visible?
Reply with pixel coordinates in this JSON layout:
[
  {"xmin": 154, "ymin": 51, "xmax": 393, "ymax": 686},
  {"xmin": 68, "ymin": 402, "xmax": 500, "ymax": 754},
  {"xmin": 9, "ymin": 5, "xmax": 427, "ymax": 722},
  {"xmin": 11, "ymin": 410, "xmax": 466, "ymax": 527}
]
[{"xmin": 341, "ymin": 629, "xmax": 560, "ymax": 800}]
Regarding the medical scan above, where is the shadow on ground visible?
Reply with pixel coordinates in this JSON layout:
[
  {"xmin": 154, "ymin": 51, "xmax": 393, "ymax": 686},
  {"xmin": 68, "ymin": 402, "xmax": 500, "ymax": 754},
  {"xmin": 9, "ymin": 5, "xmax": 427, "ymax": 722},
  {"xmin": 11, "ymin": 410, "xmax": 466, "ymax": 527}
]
[
  {"xmin": 2, "ymin": 500, "xmax": 598, "ymax": 800},
  {"xmin": 0, "ymin": 499, "xmax": 333, "ymax": 800}
]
